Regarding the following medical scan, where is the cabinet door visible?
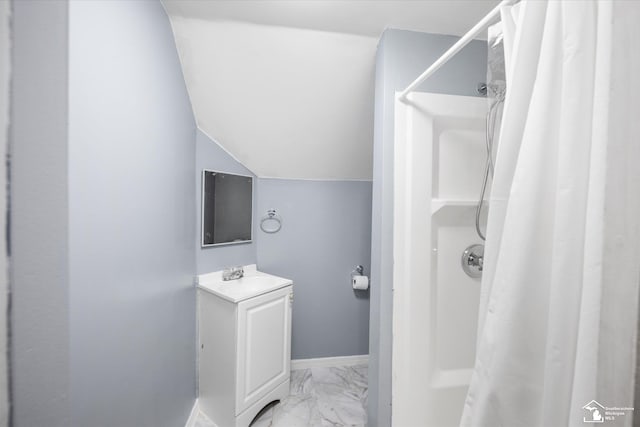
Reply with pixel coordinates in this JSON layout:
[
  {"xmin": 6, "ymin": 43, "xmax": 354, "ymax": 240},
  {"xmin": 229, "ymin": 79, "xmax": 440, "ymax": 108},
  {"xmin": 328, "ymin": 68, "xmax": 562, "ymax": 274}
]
[{"xmin": 236, "ymin": 285, "xmax": 292, "ymax": 414}]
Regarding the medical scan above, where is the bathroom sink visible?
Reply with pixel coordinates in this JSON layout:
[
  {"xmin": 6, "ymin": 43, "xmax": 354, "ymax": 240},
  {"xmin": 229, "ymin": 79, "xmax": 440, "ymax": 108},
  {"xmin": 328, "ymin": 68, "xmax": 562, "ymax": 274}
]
[{"xmin": 197, "ymin": 265, "xmax": 292, "ymax": 303}]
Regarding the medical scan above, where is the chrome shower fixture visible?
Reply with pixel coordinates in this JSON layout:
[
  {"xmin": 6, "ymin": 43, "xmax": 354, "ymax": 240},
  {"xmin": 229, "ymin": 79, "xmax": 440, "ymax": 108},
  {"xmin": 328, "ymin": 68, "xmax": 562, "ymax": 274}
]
[{"xmin": 462, "ymin": 244, "xmax": 484, "ymax": 279}]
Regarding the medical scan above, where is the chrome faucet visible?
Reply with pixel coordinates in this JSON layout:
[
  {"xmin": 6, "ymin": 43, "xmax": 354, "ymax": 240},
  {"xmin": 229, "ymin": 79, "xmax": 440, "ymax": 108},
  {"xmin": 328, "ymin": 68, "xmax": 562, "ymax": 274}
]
[{"xmin": 222, "ymin": 266, "xmax": 244, "ymax": 281}]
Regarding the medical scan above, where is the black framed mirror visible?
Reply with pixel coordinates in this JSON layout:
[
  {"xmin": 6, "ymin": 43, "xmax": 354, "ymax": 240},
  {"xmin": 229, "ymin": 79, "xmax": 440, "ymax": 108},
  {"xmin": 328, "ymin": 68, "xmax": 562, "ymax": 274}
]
[{"xmin": 201, "ymin": 170, "xmax": 253, "ymax": 247}]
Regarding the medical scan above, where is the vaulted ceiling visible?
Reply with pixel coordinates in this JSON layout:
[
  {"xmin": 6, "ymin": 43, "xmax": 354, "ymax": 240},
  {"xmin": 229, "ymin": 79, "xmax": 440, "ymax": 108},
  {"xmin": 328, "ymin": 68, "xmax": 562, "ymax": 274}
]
[{"xmin": 162, "ymin": 1, "xmax": 499, "ymax": 179}]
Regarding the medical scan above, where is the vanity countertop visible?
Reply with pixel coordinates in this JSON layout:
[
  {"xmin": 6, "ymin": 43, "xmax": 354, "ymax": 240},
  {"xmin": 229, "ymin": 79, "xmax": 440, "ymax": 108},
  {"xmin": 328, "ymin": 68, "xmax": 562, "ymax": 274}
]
[{"xmin": 197, "ymin": 264, "xmax": 292, "ymax": 303}]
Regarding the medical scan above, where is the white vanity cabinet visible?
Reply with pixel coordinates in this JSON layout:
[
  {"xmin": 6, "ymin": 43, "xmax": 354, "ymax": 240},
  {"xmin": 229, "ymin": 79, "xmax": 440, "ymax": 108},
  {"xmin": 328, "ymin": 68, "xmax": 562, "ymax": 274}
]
[{"xmin": 197, "ymin": 266, "xmax": 293, "ymax": 427}]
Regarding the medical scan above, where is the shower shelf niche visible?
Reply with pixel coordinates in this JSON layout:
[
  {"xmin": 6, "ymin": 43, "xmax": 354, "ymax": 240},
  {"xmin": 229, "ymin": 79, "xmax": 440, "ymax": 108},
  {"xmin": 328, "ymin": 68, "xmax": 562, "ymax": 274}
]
[{"xmin": 431, "ymin": 199, "xmax": 481, "ymax": 215}]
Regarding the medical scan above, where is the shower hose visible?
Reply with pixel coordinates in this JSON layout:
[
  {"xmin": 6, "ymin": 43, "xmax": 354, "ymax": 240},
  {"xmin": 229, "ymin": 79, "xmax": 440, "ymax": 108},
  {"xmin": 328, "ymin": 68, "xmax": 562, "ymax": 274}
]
[{"xmin": 475, "ymin": 96, "xmax": 504, "ymax": 241}]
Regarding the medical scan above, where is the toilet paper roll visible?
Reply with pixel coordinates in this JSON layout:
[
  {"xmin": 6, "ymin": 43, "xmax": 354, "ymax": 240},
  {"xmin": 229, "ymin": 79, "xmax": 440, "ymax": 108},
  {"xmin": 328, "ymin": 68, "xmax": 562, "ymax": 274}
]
[{"xmin": 352, "ymin": 275, "xmax": 369, "ymax": 290}]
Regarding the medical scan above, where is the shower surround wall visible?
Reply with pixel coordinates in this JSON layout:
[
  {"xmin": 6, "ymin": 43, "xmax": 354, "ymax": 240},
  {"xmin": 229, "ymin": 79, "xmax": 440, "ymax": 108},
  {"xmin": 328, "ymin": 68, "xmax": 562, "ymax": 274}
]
[
  {"xmin": 369, "ymin": 29, "xmax": 487, "ymax": 427},
  {"xmin": 12, "ymin": 1, "xmax": 197, "ymax": 426},
  {"xmin": 393, "ymin": 92, "xmax": 488, "ymax": 426}
]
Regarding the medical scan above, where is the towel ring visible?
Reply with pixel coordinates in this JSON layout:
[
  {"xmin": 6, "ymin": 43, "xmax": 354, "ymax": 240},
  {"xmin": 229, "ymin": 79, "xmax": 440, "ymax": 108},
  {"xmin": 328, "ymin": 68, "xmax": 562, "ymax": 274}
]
[{"xmin": 260, "ymin": 209, "xmax": 282, "ymax": 234}]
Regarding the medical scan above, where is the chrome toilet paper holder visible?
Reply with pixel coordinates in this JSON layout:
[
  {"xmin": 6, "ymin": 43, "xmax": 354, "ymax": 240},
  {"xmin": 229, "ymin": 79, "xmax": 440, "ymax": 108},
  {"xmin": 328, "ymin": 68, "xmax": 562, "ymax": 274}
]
[
  {"xmin": 351, "ymin": 265, "xmax": 364, "ymax": 277},
  {"xmin": 351, "ymin": 265, "xmax": 369, "ymax": 291}
]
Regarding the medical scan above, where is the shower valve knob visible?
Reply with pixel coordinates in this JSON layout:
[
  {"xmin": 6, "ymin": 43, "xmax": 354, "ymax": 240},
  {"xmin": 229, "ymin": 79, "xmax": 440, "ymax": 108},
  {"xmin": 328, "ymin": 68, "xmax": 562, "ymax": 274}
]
[
  {"xmin": 462, "ymin": 244, "xmax": 485, "ymax": 279},
  {"xmin": 466, "ymin": 254, "xmax": 483, "ymax": 270}
]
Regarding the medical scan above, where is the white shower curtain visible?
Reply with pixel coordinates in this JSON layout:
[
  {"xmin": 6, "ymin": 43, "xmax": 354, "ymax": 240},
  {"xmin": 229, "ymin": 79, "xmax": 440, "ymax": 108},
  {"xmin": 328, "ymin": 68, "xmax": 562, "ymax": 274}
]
[{"xmin": 462, "ymin": 1, "xmax": 640, "ymax": 426}]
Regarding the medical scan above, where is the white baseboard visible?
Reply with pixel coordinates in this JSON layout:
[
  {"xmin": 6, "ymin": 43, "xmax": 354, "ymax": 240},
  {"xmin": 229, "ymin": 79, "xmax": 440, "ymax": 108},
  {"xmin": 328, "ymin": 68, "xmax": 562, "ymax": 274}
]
[
  {"xmin": 185, "ymin": 399, "xmax": 218, "ymax": 427},
  {"xmin": 185, "ymin": 399, "xmax": 200, "ymax": 427},
  {"xmin": 291, "ymin": 354, "xmax": 369, "ymax": 370}
]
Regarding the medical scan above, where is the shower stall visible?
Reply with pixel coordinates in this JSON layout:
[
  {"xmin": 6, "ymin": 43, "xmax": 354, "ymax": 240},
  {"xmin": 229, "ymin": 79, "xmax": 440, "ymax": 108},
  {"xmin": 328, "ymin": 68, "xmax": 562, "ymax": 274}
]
[
  {"xmin": 390, "ymin": 4, "xmax": 506, "ymax": 424},
  {"xmin": 392, "ymin": 92, "xmax": 489, "ymax": 426},
  {"xmin": 390, "ymin": 1, "xmax": 640, "ymax": 426}
]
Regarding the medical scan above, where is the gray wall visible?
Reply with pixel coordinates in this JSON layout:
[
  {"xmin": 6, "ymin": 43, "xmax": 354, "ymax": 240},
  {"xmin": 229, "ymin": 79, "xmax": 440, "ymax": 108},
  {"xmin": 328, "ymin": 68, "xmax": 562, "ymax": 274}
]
[
  {"xmin": 196, "ymin": 130, "xmax": 258, "ymax": 274},
  {"xmin": 369, "ymin": 29, "xmax": 487, "ymax": 427},
  {"xmin": 67, "ymin": 1, "xmax": 196, "ymax": 426},
  {"xmin": 11, "ymin": 1, "xmax": 71, "ymax": 425},
  {"xmin": 257, "ymin": 179, "xmax": 371, "ymax": 359},
  {"xmin": 0, "ymin": 2, "xmax": 8, "ymax": 423}
]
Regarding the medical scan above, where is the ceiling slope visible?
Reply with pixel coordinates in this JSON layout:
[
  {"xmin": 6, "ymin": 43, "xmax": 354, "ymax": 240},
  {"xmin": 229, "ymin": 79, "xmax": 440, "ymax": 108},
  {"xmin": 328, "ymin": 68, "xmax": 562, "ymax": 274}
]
[
  {"xmin": 169, "ymin": 17, "xmax": 376, "ymax": 179},
  {"xmin": 163, "ymin": 1, "xmax": 499, "ymax": 180}
]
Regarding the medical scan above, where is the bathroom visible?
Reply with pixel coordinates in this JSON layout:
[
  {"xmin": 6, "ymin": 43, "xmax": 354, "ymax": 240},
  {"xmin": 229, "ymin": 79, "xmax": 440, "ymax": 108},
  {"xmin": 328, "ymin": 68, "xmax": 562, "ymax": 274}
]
[{"xmin": 2, "ymin": 0, "xmax": 640, "ymax": 426}]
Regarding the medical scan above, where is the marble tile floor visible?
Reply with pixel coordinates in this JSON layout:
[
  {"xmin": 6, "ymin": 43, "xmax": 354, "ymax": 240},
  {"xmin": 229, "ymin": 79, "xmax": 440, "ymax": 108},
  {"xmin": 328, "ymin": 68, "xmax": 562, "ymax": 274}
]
[{"xmin": 194, "ymin": 364, "xmax": 368, "ymax": 427}]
